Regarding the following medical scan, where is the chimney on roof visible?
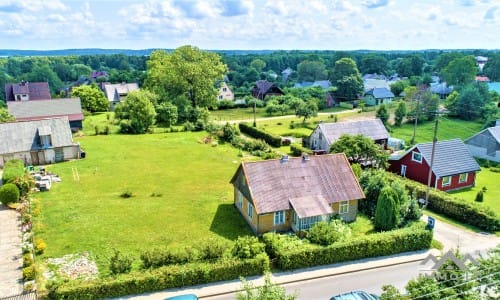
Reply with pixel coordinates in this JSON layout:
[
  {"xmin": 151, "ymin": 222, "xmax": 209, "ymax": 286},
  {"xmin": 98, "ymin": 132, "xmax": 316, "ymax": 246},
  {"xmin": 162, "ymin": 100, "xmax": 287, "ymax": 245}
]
[{"xmin": 280, "ymin": 155, "xmax": 289, "ymax": 163}]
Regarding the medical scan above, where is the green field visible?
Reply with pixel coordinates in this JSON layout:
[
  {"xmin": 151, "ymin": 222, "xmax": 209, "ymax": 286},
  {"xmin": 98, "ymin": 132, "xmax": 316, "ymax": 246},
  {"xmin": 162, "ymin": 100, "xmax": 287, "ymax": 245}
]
[
  {"xmin": 35, "ymin": 131, "xmax": 252, "ymax": 272},
  {"xmin": 389, "ymin": 117, "xmax": 483, "ymax": 144},
  {"xmin": 448, "ymin": 168, "xmax": 500, "ymax": 215}
]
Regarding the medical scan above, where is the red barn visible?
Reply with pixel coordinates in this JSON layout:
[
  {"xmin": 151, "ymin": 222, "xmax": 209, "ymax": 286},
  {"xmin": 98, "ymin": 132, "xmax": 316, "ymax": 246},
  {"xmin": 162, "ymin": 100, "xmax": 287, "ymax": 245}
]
[{"xmin": 388, "ymin": 139, "xmax": 480, "ymax": 192}]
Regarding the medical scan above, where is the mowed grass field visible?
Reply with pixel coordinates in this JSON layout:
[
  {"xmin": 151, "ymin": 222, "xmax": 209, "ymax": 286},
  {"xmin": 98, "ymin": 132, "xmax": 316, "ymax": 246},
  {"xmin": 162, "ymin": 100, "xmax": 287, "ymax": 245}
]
[
  {"xmin": 449, "ymin": 168, "xmax": 500, "ymax": 215},
  {"xmin": 35, "ymin": 131, "xmax": 252, "ymax": 271}
]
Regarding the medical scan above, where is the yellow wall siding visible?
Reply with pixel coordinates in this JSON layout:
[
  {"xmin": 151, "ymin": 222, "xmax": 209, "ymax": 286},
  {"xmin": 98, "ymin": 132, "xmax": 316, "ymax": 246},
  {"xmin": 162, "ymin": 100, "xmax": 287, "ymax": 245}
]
[
  {"xmin": 257, "ymin": 211, "xmax": 291, "ymax": 234},
  {"xmin": 234, "ymin": 187, "xmax": 258, "ymax": 233},
  {"xmin": 331, "ymin": 199, "xmax": 358, "ymax": 222}
]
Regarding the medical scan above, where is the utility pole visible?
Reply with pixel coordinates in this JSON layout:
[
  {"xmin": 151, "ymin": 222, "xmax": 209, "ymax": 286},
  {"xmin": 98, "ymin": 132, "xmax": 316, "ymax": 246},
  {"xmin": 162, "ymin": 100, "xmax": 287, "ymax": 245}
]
[{"xmin": 425, "ymin": 112, "xmax": 439, "ymax": 206}]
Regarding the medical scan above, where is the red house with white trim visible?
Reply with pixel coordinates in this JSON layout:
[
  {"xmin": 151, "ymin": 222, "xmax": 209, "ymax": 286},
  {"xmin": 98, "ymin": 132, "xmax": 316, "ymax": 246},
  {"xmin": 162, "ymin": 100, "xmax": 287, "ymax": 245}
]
[{"xmin": 388, "ymin": 139, "xmax": 480, "ymax": 192}]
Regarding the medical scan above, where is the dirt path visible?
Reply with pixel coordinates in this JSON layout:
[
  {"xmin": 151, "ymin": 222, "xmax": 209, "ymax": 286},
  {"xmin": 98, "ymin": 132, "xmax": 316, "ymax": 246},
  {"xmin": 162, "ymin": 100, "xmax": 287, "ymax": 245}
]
[{"xmin": 0, "ymin": 204, "xmax": 23, "ymax": 298}]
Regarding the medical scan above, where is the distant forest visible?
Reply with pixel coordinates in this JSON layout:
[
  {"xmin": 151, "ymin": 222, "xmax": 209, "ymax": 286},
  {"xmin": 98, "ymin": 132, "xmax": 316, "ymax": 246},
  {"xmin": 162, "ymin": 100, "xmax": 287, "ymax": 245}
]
[{"xmin": 1, "ymin": 48, "xmax": 499, "ymax": 102}]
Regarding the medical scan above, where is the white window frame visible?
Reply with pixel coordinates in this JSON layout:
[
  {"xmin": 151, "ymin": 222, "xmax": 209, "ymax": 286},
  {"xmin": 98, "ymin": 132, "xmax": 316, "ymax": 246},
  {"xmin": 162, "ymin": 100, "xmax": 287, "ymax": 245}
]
[
  {"xmin": 339, "ymin": 201, "xmax": 349, "ymax": 214},
  {"xmin": 442, "ymin": 176, "xmax": 451, "ymax": 187},
  {"xmin": 459, "ymin": 173, "xmax": 468, "ymax": 183},
  {"xmin": 237, "ymin": 190, "xmax": 243, "ymax": 208},
  {"xmin": 248, "ymin": 202, "xmax": 253, "ymax": 219},
  {"xmin": 412, "ymin": 151, "xmax": 422, "ymax": 163},
  {"xmin": 274, "ymin": 210, "xmax": 285, "ymax": 225}
]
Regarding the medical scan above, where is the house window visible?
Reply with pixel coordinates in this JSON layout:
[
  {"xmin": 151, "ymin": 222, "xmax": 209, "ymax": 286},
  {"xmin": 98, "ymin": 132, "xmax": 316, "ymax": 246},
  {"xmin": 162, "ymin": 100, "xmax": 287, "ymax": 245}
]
[
  {"xmin": 274, "ymin": 211, "xmax": 285, "ymax": 225},
  {"xmin": 222, "ymin": 87, "xmax": 227, "ymax": 92},
  {"xmin": 237, "ymin": 191, "xmax": 243, "ymax": 208},
  {"xmin": 218, "ymin": 95, "xmax": 223, "ymax": 100},
  {"xmin": 248, "ymin": 202, "xmax": 253, "ymax": 219},
  {"xmin": 442, "ymin": 176, "xmax": 451, "ymax": 187},
  {"xmin": 412, "ymin": 151, "xmax": 422, "ymax": 163},
  {"xmin": 339, "ymin": 201, "xmax": 349, "ymax": 214},
  {"xmin": 459, "ymin": 173, "xmax": 468, "ymax": 183}
]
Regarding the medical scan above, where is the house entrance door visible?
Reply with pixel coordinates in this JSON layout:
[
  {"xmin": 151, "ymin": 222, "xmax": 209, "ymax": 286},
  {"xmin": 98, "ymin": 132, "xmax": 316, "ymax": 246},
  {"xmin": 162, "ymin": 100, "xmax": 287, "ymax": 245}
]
[
  {"xmin": 37, "ymin": 151, "xmax": 46, "ymax": 165},
  {"xmin": 30, "ymin": 152, "xmax": 39, "ymax": 165}
]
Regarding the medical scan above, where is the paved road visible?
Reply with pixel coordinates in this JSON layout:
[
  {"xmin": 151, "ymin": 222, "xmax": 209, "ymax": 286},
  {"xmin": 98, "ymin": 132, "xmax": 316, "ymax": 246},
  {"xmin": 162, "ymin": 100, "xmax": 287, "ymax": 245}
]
[
  {"xmin": 0, "ymin": 204, "xmax": 23, "ymax": 298},
  {"xmin": 204, "ymin": 261, "xmax": 423, "ymax": 300},
  {"xmin": 424, "ymin": 215, "xmax": 500, "ymax": 255}
]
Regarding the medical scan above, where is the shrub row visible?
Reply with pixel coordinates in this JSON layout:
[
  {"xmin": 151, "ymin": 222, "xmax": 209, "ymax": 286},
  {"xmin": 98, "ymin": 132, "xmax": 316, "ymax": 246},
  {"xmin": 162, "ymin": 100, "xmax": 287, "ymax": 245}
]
[
  {"xmin": 238, "ymin": 123, "xmax": 282, "ymax": 147},
  {"xmin": 44, "ymin": 254, "xmax": 269, "ymax": 300},
  {"xmin": 264, "ymin": 223, "xmax": 432, "ymax": 270},
  {"xmin": 385, "ymin": 173, "xmax": 499, "ymax": 232},
  {"xmin": 2, "ymin": 159, "xmax": 25, "ymax": 184},
  {"xmin": 290, "ymin": 143, "xmax": 313, "ymax": 157}
]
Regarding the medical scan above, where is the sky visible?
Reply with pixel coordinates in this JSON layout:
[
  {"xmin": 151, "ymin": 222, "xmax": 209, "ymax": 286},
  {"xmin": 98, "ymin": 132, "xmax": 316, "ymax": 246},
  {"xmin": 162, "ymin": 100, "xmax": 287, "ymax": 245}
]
[{"xmin": 0, "ymin": 0, "xmax": 498, "ymax": 51}]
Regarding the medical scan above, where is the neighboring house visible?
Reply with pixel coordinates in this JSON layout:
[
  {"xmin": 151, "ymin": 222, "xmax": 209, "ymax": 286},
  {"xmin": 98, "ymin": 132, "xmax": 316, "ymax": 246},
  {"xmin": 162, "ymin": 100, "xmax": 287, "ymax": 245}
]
[
  {"xmin": 0, "ymin": 117, "xmax": 81, "ymax": 167},
  {"xmin": 90, "ymin": 71, "xmax": 109, "ymax": 80},
  {"xmin": 465, "ymin": 125, "xmax": 500, "ymax": 163},
  {"xmin": 103, "ymin": 82, "xmax": 139, "ymax": 110},
  {"xmin": 230, "ymin": 154, "xmax": 365, "ymax": 235},
  {"xmin": 294, "ymin": 80, "xmax": 332, "ymax": 89},
  {"xmin": 364, "ymin": 87, "xmax": 395, "ymax": 106},
  {"xmin": 476, "ymin": 56, "xmax": 488, "ymax": 72},
  {"xmin": 251, "ymin": 80, "xmax": 284, "ymax": 100},
  {"xmin": 7, "ymin": 98, "xmax": 84, "ymax": 132},
  {"xmin": 430, "ymin": 82, "xmax": 453, "ymax": 99},
  {"xmin": 362, "ymin": 74, "xmax": 387, "ymax": 80},
  {"xmin": 216, "ymin": 82, "xmax": 234, "ymax": 102},
  {"xmin": 363, "ymin": 78, "xmax": 390, "ymax": 91},
  {"xmin": 4, "ymin": 81, "xmax": 51, "ymax": 102},
  {"xmin": 388, "ymin": 139, "xmax": 481, "ymax": 192},
  {"xmin": 308, "ymin": 119, "xmax": 389, "ymax": 152},
  {"xmin": 475, "ymin": 76, "xmax": 490, "ymax": 82},
  {"xmin": 281, "ymin": 68, "xmax": 293, "ymax": 82},
  {"xmin": 325, "ymin": 92, "xmax": 340, "ymax": 108}
]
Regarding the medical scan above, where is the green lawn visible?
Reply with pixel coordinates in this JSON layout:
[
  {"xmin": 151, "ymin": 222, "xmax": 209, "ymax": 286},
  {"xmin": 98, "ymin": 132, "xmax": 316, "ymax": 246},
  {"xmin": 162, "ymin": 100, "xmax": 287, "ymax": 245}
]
[
  {"xmin": 390, "ymin": 117, "xmax": 483, "ymax": 144},
  {"xmin": 35, "ymin": 131, "xmax": 252, "ymax": 273},
  {"xmin": 448, "ymin": 168, "xmax": 500, "ymax": 215},
  {"xmin": 209, "ymin": 107, "xmax": 269, "ymax": 122}
]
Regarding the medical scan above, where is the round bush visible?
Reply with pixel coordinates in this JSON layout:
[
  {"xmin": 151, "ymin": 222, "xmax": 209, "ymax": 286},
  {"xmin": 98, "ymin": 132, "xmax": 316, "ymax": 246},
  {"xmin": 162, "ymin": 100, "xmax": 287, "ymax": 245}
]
[{"xmin": 0, "ymin": 183, "xmax": 20, "ymax": 205}]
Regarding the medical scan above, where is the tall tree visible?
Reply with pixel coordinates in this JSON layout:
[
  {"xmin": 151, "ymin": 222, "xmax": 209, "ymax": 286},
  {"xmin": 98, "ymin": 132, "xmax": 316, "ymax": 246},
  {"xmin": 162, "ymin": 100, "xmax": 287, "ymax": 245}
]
[
  {"xmin": 450, "ymin": 83, "xmax": 491, "ymax": 120},
  {"xmin": 394, "ymin": 101, "xmax": 407, "ymax": 126},
  {"xmin": 25, "ymin": 63, "xmax": 64, "ymax": 95},
  {"xmin": 297, "ymin": 60, "xmax": 327, "ymax": 82},
  {"xmin": 396, "ymin": 55, "xmax": 424, "ymax": 77},
  {"xmin": 145, "ymin": 46, "xmax": 227, "ymax": 110},
  {"xmin": 360, "ymin": 54, "xmax": 388, "ymax": 75},
  {"xmin": 330, "ymin": 58, "xmax": 363, "ymax": 101},
  {"xmin": 295, "ymin": 100, "xmax": 318, "ymax": 122},
  {"xmin": 376, "ymin": 103, "xmax": 389, "ymax": 125},
  {"xmin": 483, "ymin": 53, "xmax": 500, "ymax": 81},
  {"xmin": 115, "ymin": 90, "xmax": 157, "ymax": 134},
  {"xmin": 330, "ymin": 134, "xmax": 388, "ymax": 168},
  {"xmin": 374, "ymin": 186, "xmax": 400, "ymax": 231},
  {"xmin": 250, "ymin": 59, "xmax": 266, "ymax": 73},
  {"xmin": 440, "ymin": 55, "xmax": 477, "ymax": 86},
  {"xmin": 71, "ymin": 85, "xmax": 109, "ymax": 113},
  {"xmin": 432, "ymin": 52, "xmax": 464, "ymax": 72}
]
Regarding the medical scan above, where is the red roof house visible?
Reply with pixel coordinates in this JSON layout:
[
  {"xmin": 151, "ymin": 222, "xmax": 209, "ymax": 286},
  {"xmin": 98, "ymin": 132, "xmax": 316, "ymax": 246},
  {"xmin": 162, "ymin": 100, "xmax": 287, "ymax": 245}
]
[
  {"xmin": 388, "ymin": 139, "xmax": 480, "ymax": 192},
  {"xmin": 4, "ymin": 81, "xmax": 51, "ymax": 102}
]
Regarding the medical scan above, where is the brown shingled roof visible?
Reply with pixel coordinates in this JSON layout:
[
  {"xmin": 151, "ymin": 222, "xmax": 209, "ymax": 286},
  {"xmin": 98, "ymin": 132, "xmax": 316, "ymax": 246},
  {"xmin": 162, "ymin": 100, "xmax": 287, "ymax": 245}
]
[
  {"xmin": 235, "ymin": 154, "xmax": 365, "ymax": 214},
  {"xmin": 5, "ymin": 82, "xmax": 51, "ymax": 101}
]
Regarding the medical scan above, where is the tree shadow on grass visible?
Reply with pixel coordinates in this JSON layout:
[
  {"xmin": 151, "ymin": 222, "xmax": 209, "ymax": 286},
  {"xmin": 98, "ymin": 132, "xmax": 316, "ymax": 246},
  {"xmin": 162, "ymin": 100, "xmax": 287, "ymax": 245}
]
[{"xmin": 210, "ymin": 204, "xmax": 253, "ymax": 240}]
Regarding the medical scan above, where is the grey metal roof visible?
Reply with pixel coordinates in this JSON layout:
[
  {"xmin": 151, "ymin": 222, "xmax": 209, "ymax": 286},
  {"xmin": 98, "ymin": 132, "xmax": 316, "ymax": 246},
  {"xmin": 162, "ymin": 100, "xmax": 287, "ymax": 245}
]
[
  {"xmin": 103, "ymin": 83, "xmax": 139, "ymax": 102},
  {"xmin": 318, "ymin": 119, "xmax": 389, "ymax": 146},
  {"xmin": 237, "ymin": 154, "xmax": 365, "ymax": 214},
  {"xmin": 7, "ymin": 98, "xmax": 83, "ymax": 122},
  {"xmin": 415, "ymin": 139, "xmax": 480, "ymax": 177},
  {"xmin": 488, "ymin": 126, "xmax": 500, "ymax": 142},
  {"xmin": 289, "ymin": 195, "xmax": 333, "ymax": 218},
  {"xmin": 365, "ymin": 87, "xmax": 394, "ymax": 99},
  {"xmin": 0, "ymin": 117, "xmax": 74, "ymax": 155}
]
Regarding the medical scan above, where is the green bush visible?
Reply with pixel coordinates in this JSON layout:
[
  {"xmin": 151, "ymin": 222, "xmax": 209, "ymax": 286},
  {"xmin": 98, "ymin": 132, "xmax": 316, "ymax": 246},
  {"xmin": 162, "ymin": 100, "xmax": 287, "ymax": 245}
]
[
  {"xmin": 339, "ymin": 102, "xmax": 354, "ymax": 109},
  {"xmin": 2, "ymin": 159, "xmax": 25, "ymax": 184},
  {"xmin": 0, "ymin": 183, "xmax": 20, "ymax": 205},
  {"xmin": 290, "ymin": 143, "xmax": 312, "ymax": 156},
  {"xmin": 475, "ymin": 190, "xmax": 484, "ymax": 202},
  {"xmin": 232, "ymin": 236, "xmax": 266, "ymax": 259},
  {"xmin": 109, "ymin": 249, "xmax": 133, "ymax": 275},
  {"xmin": 385, "ymin": 172, "xmax": 499, "ymax": 231},
  {"xmin": 269, "ymin": 223, "xmax": 432, "ymax": 270},
  {"xmin": 197, "ymin": 238, "xmax": 229, "ymax": 261},
  {"xmin": 306, "ymin": 220, "xmax": 351, "ymax": 246},
  {"xmin": 140, "ymin": 247, "xmax": 194, "ymax": 269},
  {"xmin": 23, "ymin": 265, "xmax": 36, "ymax": 281},
  {"xmin": 239, "ymin": 123, "xmax": 282, "ymax": 147},
  {"xmin": 23, "ymin": 254, "xmax": 34, "ymax": 268},
  {"xmin": 47, "ymin": 254, "xmax": 269, "ymax": 300}
]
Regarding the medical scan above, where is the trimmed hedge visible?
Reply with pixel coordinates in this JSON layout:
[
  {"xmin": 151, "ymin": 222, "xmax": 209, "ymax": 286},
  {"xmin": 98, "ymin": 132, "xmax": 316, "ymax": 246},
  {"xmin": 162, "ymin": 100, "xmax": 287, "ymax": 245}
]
[
  {"xmin": 265, "ymin": 223, "xmax": 432, "ymax": 270},
  {"xmin": 2, "ymin": 159, "xmax": 25, "ymax": 184},
  {"xmin": 239, "ymin": 123, "xmax": 282, "ymax": 147},
  {"xmin": 290, "ymin": 143, "xmax": 312, "ymax": 157},
  {"xmin": 385, "ymin": 172, "xmax": 499, "ymax": 232},
  {"xmin": 0, "ymin": 183, "xmax": 20, "ymax": 205},
  {"xmin": 44, "ymin": 254, "xmax": 269, "ymax": 300}
]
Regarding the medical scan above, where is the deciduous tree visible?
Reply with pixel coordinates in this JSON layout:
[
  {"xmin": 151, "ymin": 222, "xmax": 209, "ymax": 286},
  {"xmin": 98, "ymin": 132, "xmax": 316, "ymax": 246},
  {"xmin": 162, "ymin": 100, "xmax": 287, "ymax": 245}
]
[
  {"xmin": 330, "ymin": 58, "xmax": 363, "ymax": 101},
  {"xmin": 394, "ymin": 101, "xmax": 407, "ymax": 126},
  {"xmin": 115, "ymin": 90, "xmax": 157, "ymax": 134},
  {"xmin": 330, "ymin": 134, "xmax": 388, "ymax": 168},
  {"xmin": 295, "ymin": 101, "xmax": 318, "ymax": 122},
  {"xmin": 71, "ymin": 84, "xmax": 109, "ymax": 112},
  {"xmin": 440, "ymin": 55, "xmax": 477, "ymax": 86},
  {"xmin": 376, "ymin": 103, "xmax": 389, "ymax": 125}
]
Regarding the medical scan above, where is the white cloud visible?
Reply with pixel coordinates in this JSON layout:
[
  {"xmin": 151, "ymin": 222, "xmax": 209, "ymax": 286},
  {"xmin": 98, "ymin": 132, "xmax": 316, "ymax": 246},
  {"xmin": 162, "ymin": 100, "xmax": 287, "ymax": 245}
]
[
  {"xmin": 483, "ymin": 6, "xmax": 498, "ymax": 21},
  {"xmin": 362, "ymin": 0, "xmax": 390, "ymax": 9}
]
